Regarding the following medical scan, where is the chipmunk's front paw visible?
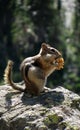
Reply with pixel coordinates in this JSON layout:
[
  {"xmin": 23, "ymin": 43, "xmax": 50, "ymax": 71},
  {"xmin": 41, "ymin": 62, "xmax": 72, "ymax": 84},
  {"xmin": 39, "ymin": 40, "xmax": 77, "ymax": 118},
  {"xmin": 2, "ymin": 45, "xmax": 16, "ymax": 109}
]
[{"xmin": 55, "ymin": 57, "xmax": 64, "ymax": 70}]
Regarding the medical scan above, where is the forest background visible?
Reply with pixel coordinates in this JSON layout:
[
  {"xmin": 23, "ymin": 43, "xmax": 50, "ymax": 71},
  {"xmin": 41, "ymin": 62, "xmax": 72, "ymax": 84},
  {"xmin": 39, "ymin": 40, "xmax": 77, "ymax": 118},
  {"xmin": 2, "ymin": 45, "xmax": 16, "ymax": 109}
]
[{"xmin": 0, "ymin": 0, "xmax": 80, "ymax": 94}]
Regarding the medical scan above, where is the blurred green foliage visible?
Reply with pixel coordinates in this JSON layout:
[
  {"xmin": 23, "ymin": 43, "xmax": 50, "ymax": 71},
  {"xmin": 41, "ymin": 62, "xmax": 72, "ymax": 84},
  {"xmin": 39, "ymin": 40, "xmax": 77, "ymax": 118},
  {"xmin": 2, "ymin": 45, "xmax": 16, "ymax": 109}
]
[{"xmin": 0, "ymin": 0, "xmax": 80, "ymax": 94}]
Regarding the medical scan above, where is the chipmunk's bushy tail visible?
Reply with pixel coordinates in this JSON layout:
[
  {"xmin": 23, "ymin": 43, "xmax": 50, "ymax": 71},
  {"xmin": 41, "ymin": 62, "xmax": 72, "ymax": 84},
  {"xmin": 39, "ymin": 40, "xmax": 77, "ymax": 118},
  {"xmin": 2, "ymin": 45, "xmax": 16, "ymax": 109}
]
[{"xmin": 4, "ymin": 60, "xmax": 25, "ymax": 92}]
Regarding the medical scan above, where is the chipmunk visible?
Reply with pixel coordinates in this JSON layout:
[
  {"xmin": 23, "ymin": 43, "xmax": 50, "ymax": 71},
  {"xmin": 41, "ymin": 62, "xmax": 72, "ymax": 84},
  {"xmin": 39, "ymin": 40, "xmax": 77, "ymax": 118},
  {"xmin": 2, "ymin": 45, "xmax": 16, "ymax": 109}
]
[{"xmin": 4, "ymin": 43, "xmax": 64, "ymax": 95}]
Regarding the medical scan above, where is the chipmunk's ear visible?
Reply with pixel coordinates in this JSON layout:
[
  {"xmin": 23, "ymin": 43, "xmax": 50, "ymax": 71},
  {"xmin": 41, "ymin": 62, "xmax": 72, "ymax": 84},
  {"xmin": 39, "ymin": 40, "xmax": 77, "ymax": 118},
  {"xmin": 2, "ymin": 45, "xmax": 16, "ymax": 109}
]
[
  {"xmin": 40, "ymin": 43, "xmax": 50, "ymax": 54},
  {"xmin": 41, "ymin": 43, "xmax": 50, "ymax": 50}
]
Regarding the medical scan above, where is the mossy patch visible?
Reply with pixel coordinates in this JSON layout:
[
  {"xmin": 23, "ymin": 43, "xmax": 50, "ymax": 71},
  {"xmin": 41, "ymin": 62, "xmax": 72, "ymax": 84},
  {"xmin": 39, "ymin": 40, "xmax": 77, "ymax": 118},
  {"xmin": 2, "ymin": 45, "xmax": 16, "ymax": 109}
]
[{"xmin": 43, "ymin": 113, "xmax": 63, "ymax": 126}]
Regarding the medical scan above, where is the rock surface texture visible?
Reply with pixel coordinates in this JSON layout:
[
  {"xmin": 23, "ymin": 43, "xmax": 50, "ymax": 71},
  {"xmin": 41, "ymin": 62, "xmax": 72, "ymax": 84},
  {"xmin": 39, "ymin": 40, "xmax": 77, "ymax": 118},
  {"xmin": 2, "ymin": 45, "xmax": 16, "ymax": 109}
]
[{"xmin": 0, "ymin": 85, "xmax": 80, "ymax": 130}]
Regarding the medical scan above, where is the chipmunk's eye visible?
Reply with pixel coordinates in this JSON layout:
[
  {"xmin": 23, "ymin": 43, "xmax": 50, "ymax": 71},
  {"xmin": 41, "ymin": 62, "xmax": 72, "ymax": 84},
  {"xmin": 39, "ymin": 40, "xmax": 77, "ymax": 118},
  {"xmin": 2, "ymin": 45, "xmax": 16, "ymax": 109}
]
[{"xmin": 50, "ymin": 48, "xmax": 55, "ymax": 53}]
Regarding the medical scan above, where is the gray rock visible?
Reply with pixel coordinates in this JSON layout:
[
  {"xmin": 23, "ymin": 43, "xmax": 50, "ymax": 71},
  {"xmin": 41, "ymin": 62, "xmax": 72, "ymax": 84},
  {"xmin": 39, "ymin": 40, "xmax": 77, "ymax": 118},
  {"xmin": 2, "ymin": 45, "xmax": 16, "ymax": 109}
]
[{"xmin": 0, "ymin": 85, "xmax": 80, "ymax": 130}]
